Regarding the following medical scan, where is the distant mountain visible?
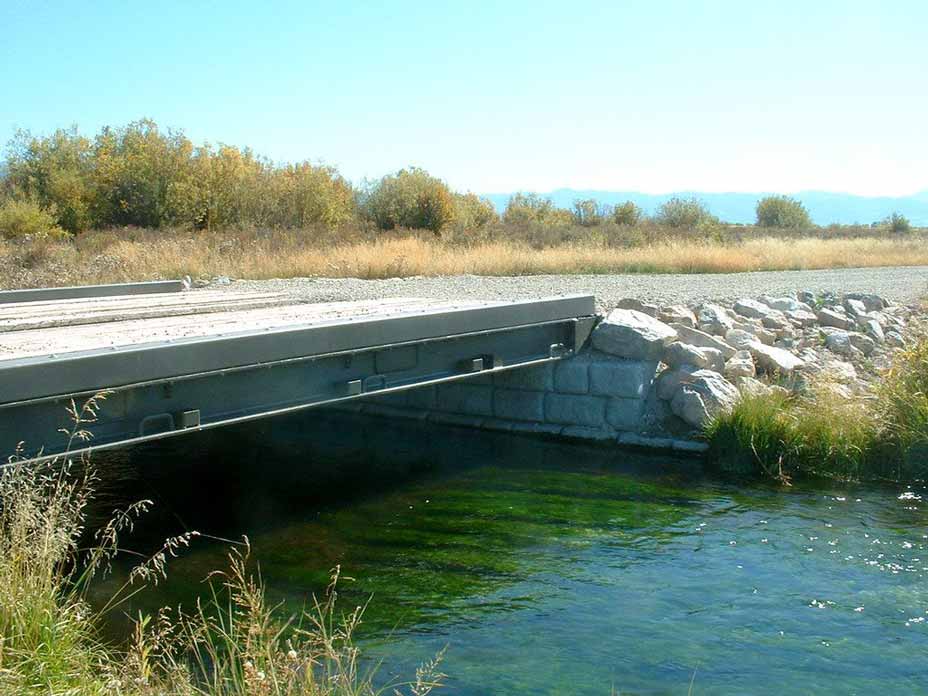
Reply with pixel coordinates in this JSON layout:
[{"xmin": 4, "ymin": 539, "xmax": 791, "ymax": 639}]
[{"xmin": 482, "ymin": 189, "xmax": 928, "ymax": 226}]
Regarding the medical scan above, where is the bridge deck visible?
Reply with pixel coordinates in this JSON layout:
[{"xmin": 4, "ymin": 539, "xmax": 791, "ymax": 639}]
[
  {"xmin": 1, "ymin": 286, "xmax": 596, "ymax": 460},
  {"xmin": 1, "ymin": 294, "xmax": 514, "ymax": 360}
]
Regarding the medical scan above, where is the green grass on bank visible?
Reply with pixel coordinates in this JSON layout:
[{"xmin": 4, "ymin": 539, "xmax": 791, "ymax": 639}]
[{"xmin": 705, "ymin": 328, "xmax": 928, "ymax": 483}]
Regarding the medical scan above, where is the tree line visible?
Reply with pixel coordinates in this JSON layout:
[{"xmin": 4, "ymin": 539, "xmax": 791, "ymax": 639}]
[{"xmin": 0, "ymin": 119, "xmax": 913, "ymax": 239}]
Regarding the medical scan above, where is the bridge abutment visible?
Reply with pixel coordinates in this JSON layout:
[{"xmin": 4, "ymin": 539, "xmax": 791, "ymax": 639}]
[{"xmin": 328, "ymin": 347, "xmax": 707, "ymax": 455}]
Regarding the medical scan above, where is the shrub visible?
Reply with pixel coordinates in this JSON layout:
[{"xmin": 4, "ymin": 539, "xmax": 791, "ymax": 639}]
[
  {"xmin": 273, "ymin": 162, "xmax": 357, "ymax": 229},
  {"xmin": 655, "ymin": 197, "xmax": 717, "ymax": 228},
  {"xmin": 571, "ymin": 198, "xmax": 607, "ymax": 227},
  {"xmin": 364, "ymin": 167, "xmax": 456, "ymax": 233},
  {"xmin": 885, "ymin": 212, "xmax": 911, "ymax": 234},
  {"xmin": 91, "ymin": 119, "xmax": 195, "ymax": 228},
  {"xmin": 503, "ymin": 192, "xmax": 552, "ymax": 226},
  {"xmin": 2, "ymin": 120, "xmax": 365, "ymax": 233},
  {"xmin": 503, "ymin": 193, "xmax": 573, "ymax": 227},
  {"xmin": 755, "ymin": 195, "xmax": 812, "ymax": 228},
  {"xmin": 613, "ymin": 201, "xmax": 643, "ymax": 226},
  {"xmin": 0, "ymin": 197, "xmax": 66, "ymax": 239},
  {"xmin": 452, "ymin": 192, "xmax": 498, "ymax": 230},
  {"xmin": 4, "ymin": 127, "xmax": 95, "ymax": 233}
]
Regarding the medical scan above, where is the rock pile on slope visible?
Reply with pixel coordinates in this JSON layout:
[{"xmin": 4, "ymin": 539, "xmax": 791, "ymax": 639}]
[{"xmin": 592, "ymin": 292, "xmax": 919, "ymax": 430}]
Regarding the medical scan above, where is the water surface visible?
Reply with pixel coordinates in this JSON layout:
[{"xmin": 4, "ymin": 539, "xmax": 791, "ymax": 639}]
[{"xmin": 93, "ymin": 411, "xmax": 928, "ymax": 695}]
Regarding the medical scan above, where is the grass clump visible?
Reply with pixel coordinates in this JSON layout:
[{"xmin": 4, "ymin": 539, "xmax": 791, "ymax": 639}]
[
  {"xmin": 0, "ymin": 405, "xmax": 445, "ymax": 695},
  {"xmin": 705, "ymin": 385, "xmax": 876, "ymax": 482},
  {"xmin": 707, "ymin": 329, "xmax": 928, "ymax": 483},
  {"xmin": 878, "ymin": 330, "xmax": 928, "ymax": 478}
]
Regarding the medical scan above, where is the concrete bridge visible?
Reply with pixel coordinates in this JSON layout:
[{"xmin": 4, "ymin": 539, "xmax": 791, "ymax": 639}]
[{"xmin": 1, "ymin": 281, "xmax": 608, "ymax": 461}]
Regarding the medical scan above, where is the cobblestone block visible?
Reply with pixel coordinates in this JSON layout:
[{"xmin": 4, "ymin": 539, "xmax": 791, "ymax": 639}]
[
  {"xmin": 436, "ymin": 383, "xmax": 494, "ymax": 416},
  {"xmin": 494, "ymin": 388, "xmax": 545, "ymax": 421},
  {"xmin": 554, "ymin": 354, "xmax": 591, "ymax": 394},
  {"xmin": 493, "ymin": 363, "xmax": 554, "ymax": 391},
  {"xmin": 480, "ymin": 418, "xmax": 515, "ymax": 433},
  {"xmin": 589, "ymin": 359, "xmax": 658, "ymax": 398},
  {"xmin": 545, "ymin": 393, "xmax": 606, "ymax": 427},
  {"xmin": 510, "ymin": 421, "xmax": 564, "ymax": 436},
  {"xmin": 605, "ymin": 396, "xmax": 646, "ymax": 431},
  {"xmin": 561, "ymin": 425, "xmax": 615, "ymax": 441},
  {"xmin": 617, "ymin": 432, "xmax": 674, "ymax": 450},
  {"xmin": 363, "ymin": 391, "xmax": 409, "ymax": 408}
]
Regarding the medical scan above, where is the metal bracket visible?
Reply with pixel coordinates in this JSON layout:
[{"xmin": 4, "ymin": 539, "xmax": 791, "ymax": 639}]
[{"xmin": 176, "ymin": 409, "xmax": 201, "ymax": 428}]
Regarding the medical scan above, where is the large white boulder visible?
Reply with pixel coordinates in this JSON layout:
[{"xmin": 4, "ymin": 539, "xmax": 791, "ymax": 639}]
[
  {"xmin": 724, "ymin": 350, "xmax": 756, "ymax": 379},
  {"xmin": 761, "ymin": 295, "xmax": 815, "ymax": 313},
  {"xmin": 848, "ymin": 332, "xmax": 876, "ymax": 356},
  {"xmin": 817, "ymin": 308, "xmax": 853, "ymax": 330},
  {"xmin": 671, "ymin": 324, "xmax": 737, "ymax": 359},
  {"xmin": 616, "ymin": 298, "xmax": 660, "ymax": 317},
  {"xmin": 592, "ymin": 309, "xmax": 677, "ymax": 360},
  {"xmin": 724, "ymin": 328, "xmax": 759, "ymax": 351},
  {"xmin": 861, "ymin": 319, "xmax": 885, "ymax": 344},
  {"xmin": 785, "ymin": 309, "xmax": 819, "ymax": 327},
  {"xmin": 734, "ymin": 298, "xmax": 780, "ymax": 321},
  {"xmin": 658, "ymin": 305, "xmax": 697, "ymax": 328},
  {"xmin": 669, "ymin": 369, "xmax": 740, "ymax": 427},
  {"xmin": 697, "ymin": 304, "xmax": 735, "ymax": 335},
  {"xmin": 656, "ymin": 364, "xmax": 698, "ymax": 400},
  {"xmin": 749, "ymin": 342, "xmax": 805, "ymax": 374},
  {"xmin": 663, "ymin": 341, "xmax": 722, "ymax": 371},
  {"xmin": 825, "ymin": 331, "xmax": 857, "ymax": 357}
]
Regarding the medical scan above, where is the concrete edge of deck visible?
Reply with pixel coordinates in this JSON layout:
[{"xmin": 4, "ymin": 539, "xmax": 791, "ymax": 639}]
[{"xmin": 0, "ymin": 279, "xmax": 187, "ymax": 305}]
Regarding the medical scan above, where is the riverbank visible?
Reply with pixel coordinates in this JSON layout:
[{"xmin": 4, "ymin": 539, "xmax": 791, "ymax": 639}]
[
  {"xmin": 578, "ymin": 289, "xmax": 928, "ymax": 482},
  {"xmin": 4, "ymin": 231, "xmax": 928, "ymax": 289},
  {"xmin": 337, "ymin": 283, "xmax": 927, "ymax": 482},
  {"xmin": 0, "ymin": 452, "xmax": 445, "ymax": 695},
  {"xmin": 702, "ymin": 299, "xmax": 928, "ymax": 482}
]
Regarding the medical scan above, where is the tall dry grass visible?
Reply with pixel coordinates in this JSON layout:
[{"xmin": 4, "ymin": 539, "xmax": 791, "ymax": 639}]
[{"xmin": 4, "ymin": 227, "xmax": 928, "ymax": 289}]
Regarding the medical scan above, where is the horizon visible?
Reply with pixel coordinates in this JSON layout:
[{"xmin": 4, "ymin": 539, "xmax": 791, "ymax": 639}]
[{"xmin": 3, "ymin": 1, "xmax": 927, "ymax": 196}]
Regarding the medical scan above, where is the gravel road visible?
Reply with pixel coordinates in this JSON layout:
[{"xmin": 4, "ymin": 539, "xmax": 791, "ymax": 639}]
[{"xmin": 221, "ymin": 266, "xmax": 928, "ymax": 312}]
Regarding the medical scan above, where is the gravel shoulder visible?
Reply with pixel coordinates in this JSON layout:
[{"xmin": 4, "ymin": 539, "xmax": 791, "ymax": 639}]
[{"xmin": 221, "ymin": 266, "xmax": 928, "ymax": 311}]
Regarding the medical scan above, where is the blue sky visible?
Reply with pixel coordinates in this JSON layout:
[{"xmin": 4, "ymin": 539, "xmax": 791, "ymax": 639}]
[{"xmin": 2, "ymin": 0, "xmax": 926, "ymax": 195}]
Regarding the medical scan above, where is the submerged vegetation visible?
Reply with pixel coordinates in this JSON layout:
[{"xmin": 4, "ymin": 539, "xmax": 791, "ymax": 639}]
[
  {"xmin": 706, "ymin": 327, "xmax": 928, "ymax": 482},
  {"xmin": 0, "ymin": 418, "xmax": 445, "ymax": 694}
]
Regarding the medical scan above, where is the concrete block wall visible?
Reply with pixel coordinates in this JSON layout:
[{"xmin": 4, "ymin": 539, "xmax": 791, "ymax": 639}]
[{"xmin": 326, "ymin": 349, "xmax": 707, "ymax": 453}]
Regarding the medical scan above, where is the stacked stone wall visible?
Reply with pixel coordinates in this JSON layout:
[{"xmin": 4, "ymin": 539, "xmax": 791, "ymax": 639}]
[{"xmin": 326, "ymin": 350, "xmax": 707, "ymax": 454}]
